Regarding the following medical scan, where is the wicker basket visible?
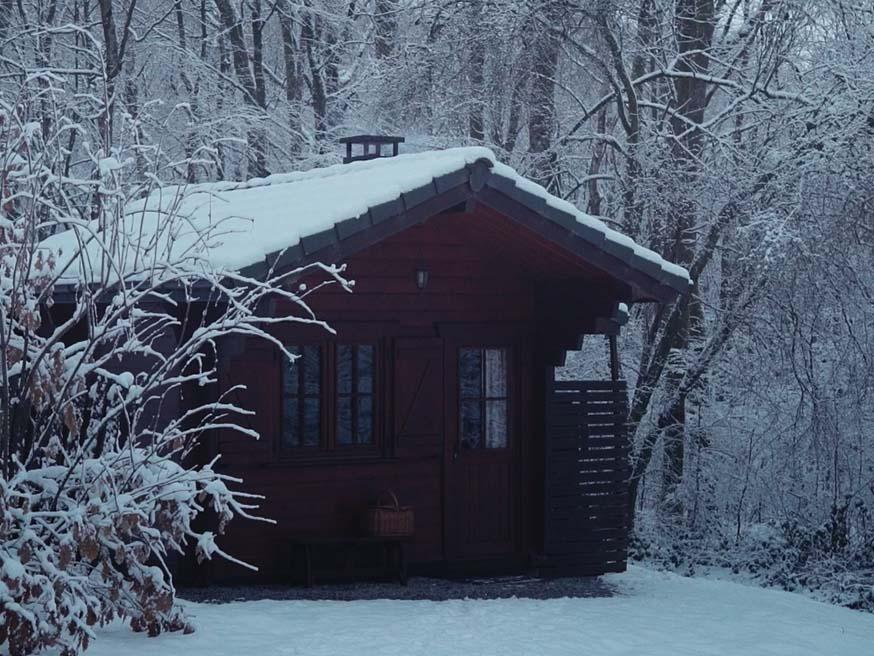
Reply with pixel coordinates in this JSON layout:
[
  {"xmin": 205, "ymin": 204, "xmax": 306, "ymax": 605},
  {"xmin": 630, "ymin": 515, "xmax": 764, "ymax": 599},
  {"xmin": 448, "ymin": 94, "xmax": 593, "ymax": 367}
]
[{"xmin": 365, "ymin": 490, "xmax": 414, "ymax": 537}]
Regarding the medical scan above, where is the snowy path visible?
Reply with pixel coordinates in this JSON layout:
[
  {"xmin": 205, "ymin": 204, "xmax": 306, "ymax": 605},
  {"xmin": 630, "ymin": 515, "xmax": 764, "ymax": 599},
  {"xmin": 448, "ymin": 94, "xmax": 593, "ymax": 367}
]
[{"xmin": 79, "ymin": 566, "xmax": 873, "ymax": 655}]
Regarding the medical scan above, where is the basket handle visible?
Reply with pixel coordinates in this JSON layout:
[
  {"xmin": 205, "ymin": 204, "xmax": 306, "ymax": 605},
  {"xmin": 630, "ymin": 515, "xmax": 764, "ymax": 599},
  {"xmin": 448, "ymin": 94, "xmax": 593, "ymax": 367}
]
[{"xmin": 376, "ymin": 489, "xmax": 400, "ymax": 511}]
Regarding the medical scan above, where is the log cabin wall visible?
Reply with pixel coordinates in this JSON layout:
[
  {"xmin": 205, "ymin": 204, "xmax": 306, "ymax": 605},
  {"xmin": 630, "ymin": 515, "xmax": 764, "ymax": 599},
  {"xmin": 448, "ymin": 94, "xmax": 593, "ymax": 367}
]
[{"xmin": 203, "ymin": 208, "xmax": 620, "ymax": 582}]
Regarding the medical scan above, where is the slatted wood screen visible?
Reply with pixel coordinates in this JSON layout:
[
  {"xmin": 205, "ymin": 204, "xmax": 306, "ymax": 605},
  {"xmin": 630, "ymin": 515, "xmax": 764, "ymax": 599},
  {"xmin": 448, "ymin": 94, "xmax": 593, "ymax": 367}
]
[{"xmin": 543, "ymin": 379, "xmax": 630, "ymax": 576}]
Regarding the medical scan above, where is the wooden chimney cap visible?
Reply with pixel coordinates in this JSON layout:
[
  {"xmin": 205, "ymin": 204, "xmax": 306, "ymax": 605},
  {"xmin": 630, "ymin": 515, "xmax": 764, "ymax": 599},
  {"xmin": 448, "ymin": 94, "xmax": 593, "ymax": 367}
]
[{"xmin": 340, "ymin": 135, "xmax": 405, "ymax": 163}]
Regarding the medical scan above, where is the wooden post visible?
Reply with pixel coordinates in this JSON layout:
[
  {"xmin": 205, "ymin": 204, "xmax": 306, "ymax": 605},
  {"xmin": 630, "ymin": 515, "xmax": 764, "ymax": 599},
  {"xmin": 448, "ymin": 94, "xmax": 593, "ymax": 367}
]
[
  {"xmin": 543, "ymin": 365, "xmax": 555, "ymax": 573},
  {"xmin": 608, "ymin": 335, "xmax": 620, "ymax": 382}
]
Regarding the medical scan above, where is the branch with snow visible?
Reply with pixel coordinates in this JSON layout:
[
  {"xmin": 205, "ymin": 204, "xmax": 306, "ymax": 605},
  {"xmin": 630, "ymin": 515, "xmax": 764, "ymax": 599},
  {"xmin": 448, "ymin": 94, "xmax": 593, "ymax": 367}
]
[{"xmin": 0, "ymin": 75, "xmax": 346, "ymax": 655}]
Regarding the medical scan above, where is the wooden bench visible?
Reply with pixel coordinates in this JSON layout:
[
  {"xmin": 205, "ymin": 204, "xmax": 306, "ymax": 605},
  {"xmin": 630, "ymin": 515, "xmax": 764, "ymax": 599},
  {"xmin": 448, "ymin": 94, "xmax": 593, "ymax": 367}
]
[{"xmin": 288, "ymin": 536, "xmax": 409, "ymax": 587}]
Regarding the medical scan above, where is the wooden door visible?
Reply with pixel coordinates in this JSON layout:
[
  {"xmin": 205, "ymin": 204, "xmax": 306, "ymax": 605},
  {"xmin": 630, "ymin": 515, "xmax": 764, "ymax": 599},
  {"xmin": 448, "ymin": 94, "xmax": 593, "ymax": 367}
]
[{"xmin": 445, "ymin": 344, "xmax": 519, "ymax": 561}]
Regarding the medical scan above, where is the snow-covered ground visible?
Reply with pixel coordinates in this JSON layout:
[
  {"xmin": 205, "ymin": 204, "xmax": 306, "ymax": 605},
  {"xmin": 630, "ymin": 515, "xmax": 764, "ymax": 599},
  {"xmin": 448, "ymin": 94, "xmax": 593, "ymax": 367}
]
[{"xmin": 78, "ymin": 566, "xmax": 873, "ymax": 656}]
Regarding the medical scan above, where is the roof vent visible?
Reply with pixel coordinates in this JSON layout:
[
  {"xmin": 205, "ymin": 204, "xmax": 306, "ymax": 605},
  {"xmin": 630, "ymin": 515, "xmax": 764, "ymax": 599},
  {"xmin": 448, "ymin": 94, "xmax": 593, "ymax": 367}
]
[{"xmin": 339, "ymin": 135, "xmax": 405, "ymax": 164}]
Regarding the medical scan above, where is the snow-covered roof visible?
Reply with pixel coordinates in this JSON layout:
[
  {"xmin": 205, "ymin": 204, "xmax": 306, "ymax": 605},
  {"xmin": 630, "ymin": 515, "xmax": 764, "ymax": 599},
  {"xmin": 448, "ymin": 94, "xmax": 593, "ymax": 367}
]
[{"xmin": 44, "ymin": 147, "xmax": 689, "ymax": 300}]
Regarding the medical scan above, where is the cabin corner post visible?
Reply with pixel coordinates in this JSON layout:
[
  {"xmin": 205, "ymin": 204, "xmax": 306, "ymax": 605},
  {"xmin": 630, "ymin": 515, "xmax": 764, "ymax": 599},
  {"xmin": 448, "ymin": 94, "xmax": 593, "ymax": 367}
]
[{"xmin": 609, "ymin": 335, "xmax": 620, "ymax": 382}]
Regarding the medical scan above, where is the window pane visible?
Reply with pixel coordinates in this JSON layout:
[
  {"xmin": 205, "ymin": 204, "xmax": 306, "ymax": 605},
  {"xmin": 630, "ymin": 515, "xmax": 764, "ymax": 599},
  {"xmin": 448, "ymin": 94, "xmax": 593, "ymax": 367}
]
[
  {"xmin": 485, "ymin": 400, "xmax": 508, "ymax": 448},
  {"xmin": 337, "ymin": 344, "xmax": 353, "ymax": 394},
  {"xmin": 357, "ymin": 345, "xmax": 374, "ymax": 393},
  {"xmin": 358, "ymin": 396, "xmax": 374, "ymax": 444},
  {"xmin": 485, "ymin": 349, "xmax": 507, "ymax": 398},
  {"xmin": 281, "ymin": 398, "xmax": 300, "ymax": 448},
  {"xmin": 283, "ymin": 346, "xmax": 300, "ymax": 396},
  {"xmin": 336, "ymin": 396, "xmax": 352, "ymax": 445},
  {"xmin": 461, "ymin": 399, "xmax": 482, "ymax": 448},
  {"xmin": 303, "ymin": 346, "xmax": 320, "ymax": 395},
  {"xmin": 459, "ymin": 348, "xmax": 482, "ymax": 398},
  {"xmin": 302, "ymin": 397, "xmax": 320, "ymax": 446}
]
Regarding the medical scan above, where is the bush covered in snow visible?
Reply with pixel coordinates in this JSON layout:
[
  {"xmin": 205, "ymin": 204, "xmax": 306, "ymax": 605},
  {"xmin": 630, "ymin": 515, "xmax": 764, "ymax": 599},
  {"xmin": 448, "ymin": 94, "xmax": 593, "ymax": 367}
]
[
  {"xmin": 0, "ymin": 79, "xmax": 346, "ymax": 654},
  {"xmin": 631, "ymin": 501, "xmax": 874, "ymax": 612},
  {"xmin": 1, "ymin": 454, "xmax": 234, "ymax": 652}
]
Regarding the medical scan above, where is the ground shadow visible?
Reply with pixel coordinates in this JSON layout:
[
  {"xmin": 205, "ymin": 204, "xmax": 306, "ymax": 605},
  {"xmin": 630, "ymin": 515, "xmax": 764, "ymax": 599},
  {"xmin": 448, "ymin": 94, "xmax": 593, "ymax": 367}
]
[{"xmin": 179, "ymin": 575, "xmax": 619, "ymax": 604}]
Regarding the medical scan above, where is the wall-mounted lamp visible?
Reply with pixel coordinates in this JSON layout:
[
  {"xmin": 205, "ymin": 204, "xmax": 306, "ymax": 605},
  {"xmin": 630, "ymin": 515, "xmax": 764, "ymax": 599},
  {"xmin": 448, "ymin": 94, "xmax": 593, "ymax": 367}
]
[{"xmin": 415, "ymin": 267, "xmax": 430, "ymax": 290}]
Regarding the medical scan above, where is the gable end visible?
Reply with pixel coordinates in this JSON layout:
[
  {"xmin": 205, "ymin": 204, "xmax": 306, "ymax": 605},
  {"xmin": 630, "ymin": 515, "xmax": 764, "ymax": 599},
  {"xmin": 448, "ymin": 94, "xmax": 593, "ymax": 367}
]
[{"xmin": 244, "ymin": 156, "xmax": 688, "ymax": 303}]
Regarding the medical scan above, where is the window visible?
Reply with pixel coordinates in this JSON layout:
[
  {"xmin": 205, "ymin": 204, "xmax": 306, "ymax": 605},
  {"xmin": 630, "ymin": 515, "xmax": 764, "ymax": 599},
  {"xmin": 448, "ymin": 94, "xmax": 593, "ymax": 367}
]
[
  {"xmin": 281, "ymin": 342, "xmax": 377, "ymax": 453},
  {"xmin": 282, "ymin": 345, "xmax": 322, "ymax": 448},
  {"xmin": 336, "ymin": 344, "xmax": 375, "ymax": 445},
  {"xmin": 459, "ymin": 347, "xmax": 509, "ymax": 449}
]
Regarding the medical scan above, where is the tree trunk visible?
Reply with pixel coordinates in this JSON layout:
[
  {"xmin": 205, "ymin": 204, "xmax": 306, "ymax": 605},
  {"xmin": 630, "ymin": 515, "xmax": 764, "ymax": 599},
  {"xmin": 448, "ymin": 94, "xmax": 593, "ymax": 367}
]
[
  {"xmin": 303, "ymin": 14, "xmax": 328, "ymax": 141},
  {"xmin": 467, "ymin": 3, "xmax": 485, "ymax": 142},
  {"xmin": 174, "ymin": 0, "xmax": 199, "ymax": 182},
  {"xmin": 374, "ymin": 0, "xmax": 397, "ymax": 59},
  {"xmin": 97, "ymin": 0, "xmax": 122, "ymax": 149},
  {"xmin": 96, "ymin": 0, "xmax": 137, "ymax": 227},
  {"xmin": 122, "ymin": 50, "xmax": 147, "ymax": 179},
  {"xmin": 251, "ymin": 0, "xmax": 268, "ymax": 175},
  {"xmin": 501, "ymin": 64, "xmax": 527, "ymax": 154},
  {"xmin": 213, "ymin": 0, "xmax": 269, "ymax": 177},
  {"xmin": 586, "ymin": 105, "xmax": 608, "ymax": 215},
  {"xmin": 0, "ymin": 0, "xmax": 14, "ymax": 40},
  {"xmin": 278, "ymin": 1, "xmax": 303, "ymax": 155},
  {"xmin": 655, "ymin": 0, "xmax": 715, "ymax": 514},
  {"xmin": 527, "ymin": 6, "xmax": 560, "ymax": 192}
]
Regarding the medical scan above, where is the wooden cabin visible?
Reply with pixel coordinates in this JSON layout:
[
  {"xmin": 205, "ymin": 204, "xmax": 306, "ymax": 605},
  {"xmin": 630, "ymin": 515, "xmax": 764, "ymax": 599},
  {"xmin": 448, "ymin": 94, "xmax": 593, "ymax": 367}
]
[{"xmin": 184, "ymin": 137, "xmax": 689, "ymax": 584}]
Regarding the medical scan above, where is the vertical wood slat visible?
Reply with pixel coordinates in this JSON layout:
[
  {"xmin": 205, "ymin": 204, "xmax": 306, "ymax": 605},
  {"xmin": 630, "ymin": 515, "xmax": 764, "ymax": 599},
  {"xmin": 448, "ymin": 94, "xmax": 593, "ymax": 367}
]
[{"xmin": 542, "ymin": 375, "xmax": 629, "ymax": 576}]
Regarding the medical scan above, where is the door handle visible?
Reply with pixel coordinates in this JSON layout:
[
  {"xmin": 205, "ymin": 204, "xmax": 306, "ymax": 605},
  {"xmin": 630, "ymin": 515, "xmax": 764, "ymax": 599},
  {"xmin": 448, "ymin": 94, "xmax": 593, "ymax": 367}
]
[{"xmin": 453, "ymin": 441, "xmax": 459, "ymax": 462}]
